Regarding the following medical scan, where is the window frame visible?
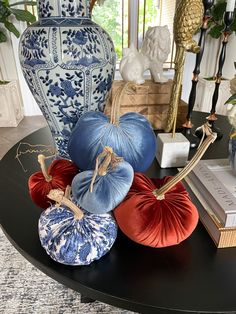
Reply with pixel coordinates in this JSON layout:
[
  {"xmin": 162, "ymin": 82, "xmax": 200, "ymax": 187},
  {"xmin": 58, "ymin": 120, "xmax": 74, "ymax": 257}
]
[{"xmin": 26, "ymin": 0, "xmax": 176, "ymax": 69}]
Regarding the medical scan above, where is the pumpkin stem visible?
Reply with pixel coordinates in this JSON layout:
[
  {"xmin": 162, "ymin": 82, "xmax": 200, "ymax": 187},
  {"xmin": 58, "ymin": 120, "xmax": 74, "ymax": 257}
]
[
  {"xmin": 38, "ymin": 154, "xmax": 53, "ymax": 182},
  {"xmin": 153, "ymin": 124, "xmax": 217, "ymax": 200},
  {"xmin": 110, "ymin": 82, "xmax": 136, "ymax": 125},
  {"xmin": 98, "ymin": 148, "xmax": 113, "ymax": 176},
  {"xmin": 90, "ymin": 146, "xmax": 123, "ymax": 193},
  {"xmin": 64, "ymin": 185, "xmax": 72, "ymax": 199},
  {"xmin": 47, "ymin": 189, "xmax": 84, "ymax": 220}
]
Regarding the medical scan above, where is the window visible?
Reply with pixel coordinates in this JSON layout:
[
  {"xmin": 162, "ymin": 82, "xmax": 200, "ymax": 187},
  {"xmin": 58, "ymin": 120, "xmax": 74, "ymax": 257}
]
[
  {"xmin": 92, "ymin": 0, "xmax": 176, "ymax": 67},
  {"xmin": 92, "ymin": 0, "xmax": 129, "ymax": 60},
  {"xmin": 26, "ymin": 0, "xmax": 176, "ymax": 67},
  {"xmin": 160, "ymin": 0, "xmax": 176, "ymax": 68}
]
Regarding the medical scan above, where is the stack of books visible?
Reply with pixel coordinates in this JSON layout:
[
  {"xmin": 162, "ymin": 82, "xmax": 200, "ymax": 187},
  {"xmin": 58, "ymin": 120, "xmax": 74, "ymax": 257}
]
[{"xmin": 184, "ymin": 159, "xmax": 236, "ymax": 248}]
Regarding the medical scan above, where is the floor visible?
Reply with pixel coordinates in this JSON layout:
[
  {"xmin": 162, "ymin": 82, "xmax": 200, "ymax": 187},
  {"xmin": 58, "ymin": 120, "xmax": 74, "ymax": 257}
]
[
  {"xmin": 0, "ymin": 116, "xmax": 47, "ymax": 160},
  {"xmin": 0, "ymin": 226, "xmax": 133, "ymax": 314}
]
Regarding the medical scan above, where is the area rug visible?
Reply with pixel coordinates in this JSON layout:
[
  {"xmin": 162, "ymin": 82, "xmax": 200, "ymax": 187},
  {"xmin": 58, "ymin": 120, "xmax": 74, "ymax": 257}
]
[{"xmin": 0, "ymin": 227, "xmax": 136, "ymax": 314}]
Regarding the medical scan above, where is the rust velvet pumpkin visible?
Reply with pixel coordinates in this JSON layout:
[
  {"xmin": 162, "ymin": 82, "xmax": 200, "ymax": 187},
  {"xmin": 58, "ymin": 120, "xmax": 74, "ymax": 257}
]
[
  {"xmin": 114, "ymin": 131, "xmax": 217, "ymax": 248},
  {"xmin": 114, "ymin": 173, "xmax": 199, "ymax": 248},
  {"xmin": 28, "ymin": 154, "xmax": 79, "ymax": 209}
]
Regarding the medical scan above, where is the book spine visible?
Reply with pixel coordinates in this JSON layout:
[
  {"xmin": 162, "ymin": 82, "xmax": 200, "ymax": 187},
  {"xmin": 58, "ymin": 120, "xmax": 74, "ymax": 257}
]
[
  {"xmin": 188, "ymin": 172, "xmax": 226, "ymax": 224},
  {"xmin": 184, "ymin": 176, "xmax": 236, "ymax": 248},
  {"xmin": 192, "ymin": 163, "xmax": 236, "ymax": 227}
]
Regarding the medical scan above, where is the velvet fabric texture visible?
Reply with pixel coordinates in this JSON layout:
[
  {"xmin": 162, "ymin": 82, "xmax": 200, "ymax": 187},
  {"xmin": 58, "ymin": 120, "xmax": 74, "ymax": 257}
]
[
  {"xmin": 38, "ymin": 204, "xmax": 118, "ymax": 266},
  {"xmin": 67, "ymin": 111, "xmax": 157, "ymax": 172},
  {"xmin": 72, "ymin": 160, "xmax": 134, "ymax": 214},
  {"xmin": 28, "ymin": 160, "xmax": 79, "ymax": 209},
  {"xmin": 114, "ymin": 173, "xmax": 199, "ymax": 248}
]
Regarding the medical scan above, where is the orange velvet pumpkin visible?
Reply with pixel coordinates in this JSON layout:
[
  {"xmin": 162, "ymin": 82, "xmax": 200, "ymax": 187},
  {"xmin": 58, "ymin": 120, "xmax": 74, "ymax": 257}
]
[
  {"xmin": 28, "ymin": 155, "xmax": 79, "ymax": 209},
  {"xmin": 114, "ymin": 129, "xmax": 217, "ymax": 248},
  {"xmin": 114, "ymin": 173, "xmax": 199, "ymax": 248}
]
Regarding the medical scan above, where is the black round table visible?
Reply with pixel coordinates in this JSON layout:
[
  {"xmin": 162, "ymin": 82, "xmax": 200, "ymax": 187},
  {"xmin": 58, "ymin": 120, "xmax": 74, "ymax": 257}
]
[{"xmin": 1, "ymin": 112, "xmax": 236, "ymax": 314}]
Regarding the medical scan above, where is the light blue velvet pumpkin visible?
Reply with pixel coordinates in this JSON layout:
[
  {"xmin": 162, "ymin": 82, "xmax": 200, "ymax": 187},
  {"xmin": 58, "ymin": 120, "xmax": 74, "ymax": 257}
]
[
  {"xmin": 68, "ymin": 83, "xmax": 157, "ymax": 172},
  {"xmin": 71, "ymin": 147, "xmax": 134, "ymax": 214},
  {"xmin": 38, "ymin": 190, "xmax": 117, "ymax": 266}
]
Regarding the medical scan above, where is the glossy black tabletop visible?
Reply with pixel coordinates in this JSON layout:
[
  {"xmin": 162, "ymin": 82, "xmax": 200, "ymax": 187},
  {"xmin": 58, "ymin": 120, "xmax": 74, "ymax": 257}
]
[{"xmin": 1, "ymin": 111, "xmax": 236, "ymax": 314}]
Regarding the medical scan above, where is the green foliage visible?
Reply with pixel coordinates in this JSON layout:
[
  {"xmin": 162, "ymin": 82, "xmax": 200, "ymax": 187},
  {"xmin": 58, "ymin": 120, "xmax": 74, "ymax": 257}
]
[
  {"xmin": 92, "ymin": 0, "xmax": 160, "ymax": 60},
  {"xmin": 138, "ymin": 0, "xmax": 159, "ymax": 48},
  {"xmin": 208, "ymin": 0, "xmax": 236, "ymax": 38},
  {"xmin": 0, "ymin": 79, "xmax": 9, "ymax": 84},
  {"xmin": 0, "ymin": 0, "xmax": 36, "ymax": 43},
  {"xmin": 212, "ymin": 0, "xmax": 226, "ymax": 21},
  {"xmin": 225, "ymin": 94, "xmax": 236, "ymax": 105},
  {"xmin": 140, "ymin": 0, "xmax": 159, "ymax": 30},
  {"xmin": 0, "ymin": 27, "xmax": 6, "ymax": 41},
  {"xmin": 92, "ymin": 0, "xmax": 125, "ymax": 60}
]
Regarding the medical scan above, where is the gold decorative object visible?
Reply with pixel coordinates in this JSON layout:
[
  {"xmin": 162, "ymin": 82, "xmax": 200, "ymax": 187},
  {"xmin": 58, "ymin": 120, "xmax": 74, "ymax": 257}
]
[{"xmin": 165, "ymin": 0, "xmax": 204, "ymax": 135}]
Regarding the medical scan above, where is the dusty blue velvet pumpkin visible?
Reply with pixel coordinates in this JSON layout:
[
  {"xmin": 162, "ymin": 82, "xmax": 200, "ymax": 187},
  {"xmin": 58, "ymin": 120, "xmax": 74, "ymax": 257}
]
[
  {"xmin": 38, "ymin": 190, "xmax": 118, "ymax": 266},
  {"xmin": 71, "ymin": 147, "xmax": 134, "ymax": 214},
  {"xmin": 68, "ymin": 111, "xmax": 157, "ymax": 171},
  {"xmin": 68, "ymin": 83, "xmax": 157, "ymax": 171}
]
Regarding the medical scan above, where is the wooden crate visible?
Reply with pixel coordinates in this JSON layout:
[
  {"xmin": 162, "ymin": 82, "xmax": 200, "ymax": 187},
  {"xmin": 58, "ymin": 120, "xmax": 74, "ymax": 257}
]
[{"xmin": 105, "ymin": 80, "xmax": 188, "ymax": 130}]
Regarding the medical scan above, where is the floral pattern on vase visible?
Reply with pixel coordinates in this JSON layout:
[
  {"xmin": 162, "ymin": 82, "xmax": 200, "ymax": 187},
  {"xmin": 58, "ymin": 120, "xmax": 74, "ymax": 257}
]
[{"xmin": 19, "ymin": 0, "xmax": 116, "ymax": 159}]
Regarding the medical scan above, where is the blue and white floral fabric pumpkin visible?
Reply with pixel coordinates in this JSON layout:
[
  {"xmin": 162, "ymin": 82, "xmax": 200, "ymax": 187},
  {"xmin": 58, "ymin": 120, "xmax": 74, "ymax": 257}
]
[
  {"xmin": 72, "ymin": 146, "xmax": 134, "ymax": 214},
  {"xmin": 68, "ymin": 82, "xmax": 157, "ymax": 172},
  {"xmin": 38, "ymin": 189, "xmax": 118, "ymax": 266}
]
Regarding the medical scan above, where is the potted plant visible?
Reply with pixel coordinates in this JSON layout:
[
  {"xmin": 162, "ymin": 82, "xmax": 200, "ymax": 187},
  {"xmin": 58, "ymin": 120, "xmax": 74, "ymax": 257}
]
[{"xmin": 0, "ymin": 0, "xmax": 36, "ymax": 126}]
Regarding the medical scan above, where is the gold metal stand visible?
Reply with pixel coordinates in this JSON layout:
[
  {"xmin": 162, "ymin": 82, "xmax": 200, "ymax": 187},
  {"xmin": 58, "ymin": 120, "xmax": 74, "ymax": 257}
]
[{"xmin": 165, "ymin": 0, "xmax": 204, "ymax": 136}]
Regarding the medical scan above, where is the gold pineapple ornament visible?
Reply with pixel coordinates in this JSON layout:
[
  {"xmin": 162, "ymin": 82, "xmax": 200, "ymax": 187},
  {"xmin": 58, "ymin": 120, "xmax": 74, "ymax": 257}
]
[{"xmin": 165, "ymin": 0, "xmax": 204, "ymax": 134}]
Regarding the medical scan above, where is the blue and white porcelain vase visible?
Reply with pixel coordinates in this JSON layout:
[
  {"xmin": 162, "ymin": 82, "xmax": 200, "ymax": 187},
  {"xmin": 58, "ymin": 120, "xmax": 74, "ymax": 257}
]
[{"xmin": 19, "ymin": 0, "xmax": 116, "ymax": 158}]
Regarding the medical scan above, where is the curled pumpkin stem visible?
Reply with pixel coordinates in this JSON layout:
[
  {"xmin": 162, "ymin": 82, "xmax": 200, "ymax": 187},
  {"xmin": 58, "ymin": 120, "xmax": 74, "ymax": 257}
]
[
  {"xmin": 47, "ymin": 189, "xmax": 84, "ymax": 220},
  {"xmin": 37, "ymin": 154, "xmax": 53, "ymax": 182},
  {"xmin": 110, "ymin": 82, "xmax": 136, "ymax": 125},
  {"xmin": 197, "ymin": 122, "xmax": 214, "ymax": 148},
  {"xmin": 153, "ymin": 127, "xmax": 217, "ymax": 200},
  {"xmin": 89, "ymin": 146, "xmax": 123, "ymax": 193},
  {"xmin": 64, "ymin": 185, "xmax": 72, "ymax": 199}
]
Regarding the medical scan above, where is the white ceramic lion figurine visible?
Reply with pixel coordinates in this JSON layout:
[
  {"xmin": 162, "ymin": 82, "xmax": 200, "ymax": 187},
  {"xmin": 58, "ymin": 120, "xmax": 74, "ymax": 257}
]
[
  {"xmin": 119, "ymin": 44, "xmax": 149, "ymax": 85},
  {"xmin": 119, "ymin": 26, "xmax": 171, "ymax": 85},
  {"xmin": 141, "ymin": 25, "xmax": 171, "ymax": 83}
]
